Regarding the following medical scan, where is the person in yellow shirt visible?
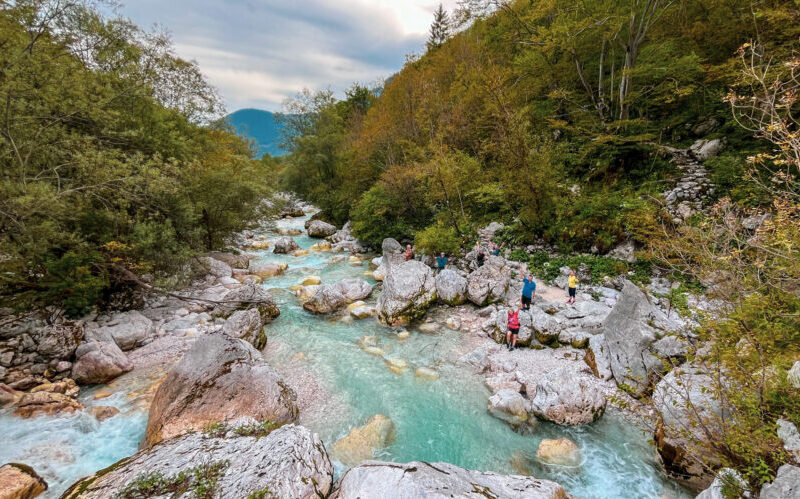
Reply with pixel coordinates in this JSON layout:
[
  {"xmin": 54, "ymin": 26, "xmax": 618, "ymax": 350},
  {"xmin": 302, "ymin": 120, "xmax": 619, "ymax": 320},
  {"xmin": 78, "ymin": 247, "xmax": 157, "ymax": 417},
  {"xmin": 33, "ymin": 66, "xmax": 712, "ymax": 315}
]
[{"xmin": 567, "ymin": 270, "xmax": 578, "ymax": 305}]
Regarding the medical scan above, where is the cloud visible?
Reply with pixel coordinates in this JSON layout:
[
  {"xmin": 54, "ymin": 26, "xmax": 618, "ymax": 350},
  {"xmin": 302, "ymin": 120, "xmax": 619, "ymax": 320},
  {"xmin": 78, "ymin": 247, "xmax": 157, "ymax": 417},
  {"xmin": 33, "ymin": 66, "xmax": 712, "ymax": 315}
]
[{"xmin": 116, "ymin": 0, "xmax": 460, "ymax": 111}]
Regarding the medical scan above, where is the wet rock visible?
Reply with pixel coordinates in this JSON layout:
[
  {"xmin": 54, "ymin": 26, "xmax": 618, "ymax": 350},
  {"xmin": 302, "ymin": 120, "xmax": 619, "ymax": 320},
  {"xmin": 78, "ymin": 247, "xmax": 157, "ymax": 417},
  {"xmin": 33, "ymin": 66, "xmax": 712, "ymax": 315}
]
[
  {"xmin": 418, "ymin": 322, "xmax": 439, "ymax": 334},
  {"xmin": 602, "ymin": 280, "xmax": 675, "ymax": 396},
  {"xmin": 207, "ymin": 251, "xmax": 250, "ymax": 269},
  {"xmin": 248, "ymin": 260, "xmax": 287, "ymax": 279},
  {"xmin": 376, "ymin": 261, "xmax": 436, "ymax": 325},
  {"xmin": 303, "ymin": 285, "xmax": 348, "ymax": 314},
  {"xmin": 91, "ymin": 405, "xmax": 120, "ymax": 422},
  {"xmin": 64, "ymin": 424, "xmax": 332, "ymax": 499},
  {"xmin": 350, "ymin": 305, "xmax": 376, "ymax": 319},
  {"xmin": 221, "ymin": 282, "xmax": 280, "ymax": 323},
  {"xmin": 414, "ymin": 367, "xmax": 439, "ymax": 380},
  {"xmin": 445, "ymin": 316, "xmax": 461, "ymax": 330},
  {"xmin": 435, "ymin": 269, "xmax": 468, "ymax": 305},
  {"xmin": 72, "ymin": 340, "xmax": 132, "ymax": 385},
  {"xmin": 295, "ymin": 284, "xmax": 320, "ymax": 301},
  {"xmin": 221, "ymin": 308, "xmax": 266, "ymax": 349},
  {"xmin": 467, "ymin": 264, "xmax": 509, "ymax": 306},
  {"xmin": 536, "ymin": 438, "xmax": 581, "ymax": 467},
  {"xmin": 86, "ymin": 310, "xmax": 153, "ymax": 351},
  {"xmin": 333, "ymin": 279, "xmax": 374, "ymax": 302},
  {"xmin": 384, "ymin": 358, "xmax": 409, "ymax": 375},
  {"xmin": 199, "ymin": 256, "xmax": 233, "ymax": 279},
  {"xmin": 307, "ymin": 220, "xmax": 337, "ymax": 238},
  {"xmin": 273, "ymin": 236, "xmax": 299, "ymax": 254},
  {"xmin": 528, "ymin": 368, "xmax": 606, "ymax": 425},
  {"xmin": 760, "ymin": 464, "xmax": 800, "ymax": 499},
  {"xmin": 330, "ymin": 461, "xmax": 568, "ymax": 499},
  {"xmin": 488, "ymin": 389, "xmax": 535, "ymax": 428},
  {"xmin": 652, "ymin": 364, "xmax": 726, "ymax": 491},
  {"xmin": 302, "ymin": 275, "xmax": 322, "ymax": 286},
  {"xmin": 584, "ymin": 335, "xmax": 613, "ymax": 381},
  {"xmin": 13, "ymin": 390, "xmax": 83, "ymax": 418},
  {"xmin": 332, "ymin": 414, "xmax": 396, "ymax": 466},
  {"xmin": 144, "ymin": 332, "xmax": 297, "ymax": 447},
  {"xmin": 0, "ymin": 463, "xmax": 47, "ymax": 499}
]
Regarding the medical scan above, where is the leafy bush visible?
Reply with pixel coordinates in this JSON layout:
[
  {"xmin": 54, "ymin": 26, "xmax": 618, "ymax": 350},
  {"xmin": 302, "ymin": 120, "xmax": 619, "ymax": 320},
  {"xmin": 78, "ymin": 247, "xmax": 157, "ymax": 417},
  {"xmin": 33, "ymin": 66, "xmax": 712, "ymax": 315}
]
[{"xmin": 414, "ymin": 223, "xmax": 462, "ymax": 255}]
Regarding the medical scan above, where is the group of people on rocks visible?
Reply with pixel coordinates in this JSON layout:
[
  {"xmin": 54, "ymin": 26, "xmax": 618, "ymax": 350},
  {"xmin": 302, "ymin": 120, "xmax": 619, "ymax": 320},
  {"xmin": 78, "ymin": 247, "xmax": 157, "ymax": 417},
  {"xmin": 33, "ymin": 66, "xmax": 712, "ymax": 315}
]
[{"xmin": 402, "ymin": 239, "xmax": 580, "ymax": 352}]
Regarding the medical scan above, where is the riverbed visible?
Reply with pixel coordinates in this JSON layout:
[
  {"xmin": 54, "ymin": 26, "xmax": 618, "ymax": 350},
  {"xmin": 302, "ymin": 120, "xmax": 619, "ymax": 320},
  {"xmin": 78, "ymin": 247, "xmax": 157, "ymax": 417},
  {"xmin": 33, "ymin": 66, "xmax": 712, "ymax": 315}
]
[{"xmin": 0, "ymin": 212, "xmax": 690, "ymax": 498}]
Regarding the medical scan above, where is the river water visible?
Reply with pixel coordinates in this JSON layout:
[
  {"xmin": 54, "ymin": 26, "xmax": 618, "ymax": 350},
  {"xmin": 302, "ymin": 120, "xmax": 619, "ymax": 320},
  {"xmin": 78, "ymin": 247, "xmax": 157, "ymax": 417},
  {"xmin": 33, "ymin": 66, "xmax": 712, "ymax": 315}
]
[{"xmin": 0, "ymin": 213, "xmax": 690, "ymax": 498}]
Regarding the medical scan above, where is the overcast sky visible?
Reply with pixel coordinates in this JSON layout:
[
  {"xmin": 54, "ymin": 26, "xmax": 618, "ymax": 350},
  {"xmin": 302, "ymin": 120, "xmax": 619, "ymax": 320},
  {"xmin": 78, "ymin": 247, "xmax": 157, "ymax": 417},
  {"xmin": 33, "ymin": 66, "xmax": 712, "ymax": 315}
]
[{"xmin": 114, "ymin": 0, "xmax": 459, "ymax": 113}]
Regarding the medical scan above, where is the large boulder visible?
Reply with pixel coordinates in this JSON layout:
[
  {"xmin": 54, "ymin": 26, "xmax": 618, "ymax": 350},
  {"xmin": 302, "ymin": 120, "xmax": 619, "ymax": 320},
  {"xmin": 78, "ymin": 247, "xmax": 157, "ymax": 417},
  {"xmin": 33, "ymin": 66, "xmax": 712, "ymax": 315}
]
[
  {"xmin": 330, "ymin": 461, "xmax": 568, "ymax": 499},
  {"xmin": 199, "ymin": 255, "xmax": 233, "ymax": 278},
  {"xmin": 602, "ymin": 280, "xmax": 675, "ymax": 396},
  {"xmin": 63, "ymin": 424, "xmax": 332, "ymax": 499},
  {"xmin": 528, "ymin": 368, "xmax": 606, "ymax": 425},
  {"xmin": 584, "ymin": 335, "xmax": 613, "ymax": 381},
  {"xmin": 488, "ymin": 389, "xmax": 535, "ymax": 429},
  {"xmin": 381, "ymin": 237, "xmax": 404, "ymax": 254},
  {"xmin": 307, "ymin": 220, "xmax": 337, "ymax": 238},
  {"xmin": 760, "ymin": 464, "xmax": 800, "ymax": 499},
  {"xmin": 696, "ymin": 468, "xmax": 749, "ymax": 499},
  {"xmin": 13, "ymin": 383, "xmax": 83, "ymax": 418},
  {"xmin": 303, "ymin": 285, "xmax": 348, "ymax": 314},
  {"xmin": 85, "ymin": 310, "xmax": 153, "ymax": 351},
  {"xmin": 435, "ymin": 269, "xmax": 468, "ymax": 305},
  {"xmin": 333, "ymin": 279, "xmax": 374, "ymax": 302},
  {"xmin": 652, "ymin": 364, "xmax": 727, "ymax": 491},
  {"xmin": 30, "ymin": 321, "xmax": 83, "ymax": 360},
  {"xmin": 331, "ymin": 414, "xmax": 396, "ymax": 466},
  {"xmin": 144, "ymin": 332, "xmax": 297, "ymax": 447},
  {"xmin": 220, "ymin": 282, "xmax": 280, "ymax": 323},
  {"xmin": 467, "ymin": 264, "xmax": 510, "ymax": 306},
  {"xmin": 207, "ymin": 251, "xmax": 250, "ymax": 269},
  {"xmin": 71, "ymin": 340, "xmax": 132, "ymax": 385},
  {"xmin": 273, "ymin": 236, "xmax": 299, "ymax": 254},
  {"xmin": 221, "ymin": 308, "xmax": 266, "ymax": 349},
  {"xmin": 376, "ymin": 260, "xmax": 437, "ymax": 324},
  {"xmin": 0, "ymin": 463, "xmax": 47, "ymax": 499}
]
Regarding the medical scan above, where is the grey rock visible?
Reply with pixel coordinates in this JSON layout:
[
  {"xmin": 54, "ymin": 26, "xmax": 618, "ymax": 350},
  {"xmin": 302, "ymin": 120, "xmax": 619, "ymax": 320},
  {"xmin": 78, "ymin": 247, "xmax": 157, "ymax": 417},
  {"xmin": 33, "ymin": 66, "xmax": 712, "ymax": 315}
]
[
  {"xmin": 467, "ymin": 265, "xmax": 509, "ymax": 306},
  {"xmin": 144, "ymin": 332, "xmax": 297, "ymax": 447},
  {"xmin": 307, "ymin": 220, "xmax": 337, "ymax": 238},
  {"xmin": 528, "ymin": 368, "xmax": 606, "ymax": 425},
  {"xmin": 435, "ymin": 269, "xmax": 468, "ymax": 305},
  {"xmin": 381, "ymin": 237, "xmax": 404, "ymax": 254},
  {"xmin": 777, "ymin": 419, "xmax": 800, "ymax": 462},
  {"xmin": 207, "ymin": 251, "xmax": 250, "ymax": 269},
  {"xmin": 72, "ymin": 340, "xmax": 132, "ymax": 385},
  {"xmin": 602, "ymin": 280, "xmax": 675, "ymax": 396},
  {"xmin": 607, "ymin": 240, "xmax": 636, "ymax": 263},
  {"xmin": 652, "ymin": 335, "xmax": 690, "ymax": 362},
  {"xmin": 788, "ymin": 361, "xmax": 800, "ymax": 389},
  {"xmin": 488, "ymin": 389, "xmax": 535, "ymax": 428},
  {"xmin": 585, "ymin": 335, "xmax": 613, "ymax": 381},
  {"xmin": 690, "ymin": 138, "xmax": 725, "ymax": 161},
  {"xmin": 696, "ymin": 468, "xmax": 749, "ymax": 499},
  {"xmin": 64, "ymin": 424, "xmax": 332, "ymax": 499},
  {"xmin": 303, "ymin": 285, "xmax": 348, "ymax": 314},
  {"xmin": 33, "ymin": 322, "xmax": 83, "ymax": 359},
  {"xmin": 331, "ymin": 460, "xmax": 567, "ymax": 499},
  {"xmin": 333, "ymin": 279, "xmax": 374, "ymax": 302},
  {"xmin": 222, "ymin": 308, "xmax": 266, "ymax": 349},
  {"xmin": 760, "ymin": 464, "xmax": 800, "ymax": 499},
  {"xmin": 199, "ymin": 256, "xmax": 233, "ymax": 279},
  {"xmin": 273, "ymin": 236, "xmax": 299, "ymax": 254},
  {"xmin": 376, "ymin": 260, "xmax": 436, "ymax": 324},
  {"xmin": 88, "ymin": 310, "xmax": 153, "ymax": 351},
  {"xmin": 222, "ymin": 282, "xmax": 280, "ymax": 323}
]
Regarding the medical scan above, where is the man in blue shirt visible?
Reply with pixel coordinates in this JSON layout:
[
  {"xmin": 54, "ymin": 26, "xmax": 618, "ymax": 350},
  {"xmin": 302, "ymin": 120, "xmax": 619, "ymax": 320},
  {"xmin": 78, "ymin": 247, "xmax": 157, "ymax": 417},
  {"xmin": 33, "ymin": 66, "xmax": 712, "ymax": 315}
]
[{"xmin": 520, "ymin": 266, "xmax": 536, "ymax": 310}]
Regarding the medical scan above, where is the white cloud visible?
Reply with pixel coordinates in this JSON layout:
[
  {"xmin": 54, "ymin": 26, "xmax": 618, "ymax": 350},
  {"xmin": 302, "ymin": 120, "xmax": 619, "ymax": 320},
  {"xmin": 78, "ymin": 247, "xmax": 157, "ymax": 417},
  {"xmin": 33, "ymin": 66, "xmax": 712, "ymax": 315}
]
[{"xmin": 116, "ymin": 0, "xmax": 460, "ymax": 111}]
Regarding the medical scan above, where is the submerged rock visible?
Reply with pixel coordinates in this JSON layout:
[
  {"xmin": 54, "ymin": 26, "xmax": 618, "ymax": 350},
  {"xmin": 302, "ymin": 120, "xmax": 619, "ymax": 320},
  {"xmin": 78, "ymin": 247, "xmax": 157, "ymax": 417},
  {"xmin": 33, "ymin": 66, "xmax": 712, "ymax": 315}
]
[
  {"xmin": 376, "ymin": 260, "xmax": 436, "ymax": 325},
  {"xmin": 63, "ymin": 424, "xmax": 332, "ymax": 499},
  {"xmin": 330, "ymin": 461, "xmax": 568, "ymax": 499},
  {"xmin": 144, "ymin": 332, "xmax": 297, "ymax": 447},
  {"xmin": 528, "ymin": 368, "xmax": 606, "ymax": 425},
  {"xmin": 536, "ymin": 438, "xmax": 581, "ymax": 467},
  {"xmin": 331, "ymin": 414, "xmax": 396, "ymax": 466},
  {"xmin": 414, "ymin": 367, "xmax": 439, "ymax": 380},
  {"xmin": 71, "ymin": 340, "xmax": 132, "ymax": 385},
  {"xmin": 303, "ymin": 285, "xmax": 347, "ymax": 314},
  {"xmin": 0, "ymin": 463, "xmax": 47, "ymax": 499}
]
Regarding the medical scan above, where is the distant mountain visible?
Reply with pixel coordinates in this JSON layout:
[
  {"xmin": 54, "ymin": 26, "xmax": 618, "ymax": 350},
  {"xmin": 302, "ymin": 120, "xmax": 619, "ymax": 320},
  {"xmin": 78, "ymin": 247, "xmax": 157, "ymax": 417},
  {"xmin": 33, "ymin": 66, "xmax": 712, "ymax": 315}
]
[{"xmin": 226, "ymin": 108, "xmax": 287, "ymax": 157}]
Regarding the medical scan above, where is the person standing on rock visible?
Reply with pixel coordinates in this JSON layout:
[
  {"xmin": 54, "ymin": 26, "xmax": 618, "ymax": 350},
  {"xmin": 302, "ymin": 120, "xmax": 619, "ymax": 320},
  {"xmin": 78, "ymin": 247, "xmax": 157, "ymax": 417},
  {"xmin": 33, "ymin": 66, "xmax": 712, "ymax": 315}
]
[
  {"xmin": 475, "ymin": 242, "xmax": 486, "ymax": 268},
  {"xmin": 491, "ymin": 241, "xmax": 505, "ymax": 256},
  {"xmin": 520, "ymin": 267, "xmax": 536, "ymax": 310},
  {"xmin": 506, "ymin": 303, "xmax": 521, "ymax": 351},
  {"xmin": 404, "ymin": 244, "xmax": 414, "ymax": 261},
  {"xmin": 435, "ymin": 252, "xmax": 448, "ymax": 272},
  {"xmin": 567, "ymin": 270, "xmax": 578, "ymax": 305}
]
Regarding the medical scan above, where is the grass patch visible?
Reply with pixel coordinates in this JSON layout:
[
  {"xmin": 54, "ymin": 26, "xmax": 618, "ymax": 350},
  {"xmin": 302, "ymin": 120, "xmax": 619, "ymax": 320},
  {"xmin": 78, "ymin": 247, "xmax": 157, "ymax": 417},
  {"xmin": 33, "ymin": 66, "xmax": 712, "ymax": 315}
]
[
  {"xmin": 115, "ymin": 460, "xmax": 229, "ymax": 499},
  {"xmin": 509, "ymin": 249, "xmax": 652, "ymax": 285}
]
